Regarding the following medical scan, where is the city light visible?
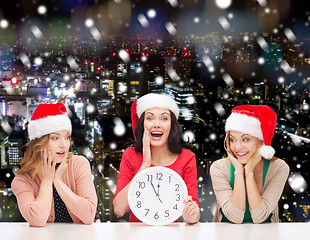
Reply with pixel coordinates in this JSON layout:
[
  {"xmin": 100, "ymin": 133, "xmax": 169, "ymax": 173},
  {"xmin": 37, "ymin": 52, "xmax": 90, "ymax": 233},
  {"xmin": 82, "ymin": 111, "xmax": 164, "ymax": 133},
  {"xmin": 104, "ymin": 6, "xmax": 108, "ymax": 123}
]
[{"xmin": 10, "ymin": 77, "xmax": 18, "ymax": 85}]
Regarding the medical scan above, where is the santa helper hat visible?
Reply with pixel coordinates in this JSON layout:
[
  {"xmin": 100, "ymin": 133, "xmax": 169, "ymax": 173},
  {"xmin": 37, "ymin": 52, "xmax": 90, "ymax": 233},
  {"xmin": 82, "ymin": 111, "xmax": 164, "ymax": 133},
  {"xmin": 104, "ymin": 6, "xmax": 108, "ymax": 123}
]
[
  {"xmin": 131, "ymin": 93, "xmax": 179, "ymax": 136},
  {"xmin": 28, "ymin": 103, "xmax": 72, "ymax": 140},
  {"xmin": 225, "ymin": 105, "xmax": 277, "ymax": 159}
]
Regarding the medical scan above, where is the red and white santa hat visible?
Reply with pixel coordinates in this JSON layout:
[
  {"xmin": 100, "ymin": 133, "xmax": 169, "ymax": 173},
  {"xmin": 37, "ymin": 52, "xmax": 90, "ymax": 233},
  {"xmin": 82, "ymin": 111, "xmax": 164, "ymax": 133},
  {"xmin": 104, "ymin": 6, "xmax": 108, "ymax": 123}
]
[
  {"xmin": 28, "ymin": 103, "xmax": 72, "ymax": 140},
  {"xmin": 131, "ymin": 93, "xmax": 179, "ymax": 135},
  {"xmin": 225, "ymin": 105, "xmax": 277, "ymax": 159}
]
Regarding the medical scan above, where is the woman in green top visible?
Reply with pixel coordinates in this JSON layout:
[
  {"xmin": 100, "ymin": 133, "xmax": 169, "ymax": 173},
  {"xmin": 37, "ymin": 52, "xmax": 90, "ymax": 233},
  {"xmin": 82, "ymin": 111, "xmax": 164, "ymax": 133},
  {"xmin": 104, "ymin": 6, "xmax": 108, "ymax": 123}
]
[{"xmin": 210, "ymin": 105, "xmax": 289, "ymax": 223}]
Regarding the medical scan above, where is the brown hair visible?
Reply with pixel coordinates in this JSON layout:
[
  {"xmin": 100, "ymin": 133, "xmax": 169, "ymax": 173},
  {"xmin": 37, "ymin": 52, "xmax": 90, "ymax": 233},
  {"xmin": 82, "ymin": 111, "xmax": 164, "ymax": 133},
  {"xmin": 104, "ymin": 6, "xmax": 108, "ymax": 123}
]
[
  {"xmin": 17, "ymin": 134, "xmax": 73, "ymax": 178},
  {"xmin": 133, "ymin": 111, "xmax": 182, "ymax": 154}
]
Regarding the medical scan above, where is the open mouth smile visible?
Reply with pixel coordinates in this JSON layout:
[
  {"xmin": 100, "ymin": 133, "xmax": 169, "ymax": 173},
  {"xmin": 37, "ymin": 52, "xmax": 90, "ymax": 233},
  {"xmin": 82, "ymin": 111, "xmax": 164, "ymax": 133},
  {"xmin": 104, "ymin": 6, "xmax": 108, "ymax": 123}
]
[
  {"xmin": 150, "ymin": 131, "xmax": 163, "ymax": 139},
  {"xmin": 236, "ymin": 152, "xmax": 248, "ymax": 157},
  {"xmin": 56, "ymin": 151, "xmax": 66, "ymax": 157}
]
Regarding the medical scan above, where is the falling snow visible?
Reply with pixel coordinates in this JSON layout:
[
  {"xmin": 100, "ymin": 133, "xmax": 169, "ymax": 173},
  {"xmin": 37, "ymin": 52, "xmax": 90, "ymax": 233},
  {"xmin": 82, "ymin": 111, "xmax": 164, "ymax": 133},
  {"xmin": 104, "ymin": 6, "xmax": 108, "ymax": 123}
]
[{"xmin": 0, "ymin": 0, "xmax": 309, "ymax": 224}]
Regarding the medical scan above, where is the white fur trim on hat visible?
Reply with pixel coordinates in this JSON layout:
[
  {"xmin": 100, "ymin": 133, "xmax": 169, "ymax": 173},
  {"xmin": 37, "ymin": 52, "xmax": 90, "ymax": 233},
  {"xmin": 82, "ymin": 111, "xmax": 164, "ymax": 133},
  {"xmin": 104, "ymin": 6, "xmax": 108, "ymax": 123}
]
[
  {"xmin": 28, "ymin": 114, "xmax": 72, "ymax": 140},
  {"xmin": 225, "ymin": 113, "xmax": 263, "ymax": 140},
  {"xmin": 136, "ymin": 93, "xmax": 179, "ymax": 118}
]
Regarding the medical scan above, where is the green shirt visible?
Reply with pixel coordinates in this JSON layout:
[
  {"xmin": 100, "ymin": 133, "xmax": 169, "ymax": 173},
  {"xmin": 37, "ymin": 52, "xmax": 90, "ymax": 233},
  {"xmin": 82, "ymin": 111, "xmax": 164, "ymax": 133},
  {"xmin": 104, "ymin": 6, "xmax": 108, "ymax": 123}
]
[{"xmin": 221, "ymin": 160, "xmax": 272, "ymax": 223}]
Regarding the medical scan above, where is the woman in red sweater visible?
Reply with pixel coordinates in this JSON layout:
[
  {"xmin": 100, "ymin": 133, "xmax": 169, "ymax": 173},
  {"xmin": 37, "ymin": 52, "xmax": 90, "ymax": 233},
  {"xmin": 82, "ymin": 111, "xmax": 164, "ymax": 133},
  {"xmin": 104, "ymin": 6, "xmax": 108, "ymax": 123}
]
[
  {"xmin": 113, "ymin": 93, "xmax": 200, "ymax": 224},
  {"xmin": 12, "ymin": 103, "xmax": 97, "ymax": 227}
]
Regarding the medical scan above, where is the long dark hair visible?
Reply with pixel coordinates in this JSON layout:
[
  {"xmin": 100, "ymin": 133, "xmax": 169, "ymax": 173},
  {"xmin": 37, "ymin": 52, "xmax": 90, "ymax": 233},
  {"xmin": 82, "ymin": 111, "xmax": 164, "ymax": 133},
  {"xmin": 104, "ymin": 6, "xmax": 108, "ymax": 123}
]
[{"xmin": 133, "ymin": 111, "xmax": 182, "ymax": 154}]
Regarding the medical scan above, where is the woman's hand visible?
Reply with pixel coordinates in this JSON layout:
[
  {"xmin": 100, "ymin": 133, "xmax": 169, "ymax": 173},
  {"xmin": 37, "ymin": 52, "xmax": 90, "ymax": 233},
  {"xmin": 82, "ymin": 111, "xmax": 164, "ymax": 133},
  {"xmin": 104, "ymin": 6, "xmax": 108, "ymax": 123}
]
[
  {"xmin": 227, "ymin": 152, "xmax": 243, "ymax": 174},
  {"xmin": 37, "ymin": 148, "xmax": 56, "ymax": 183},
  {"xmin": 54, "ymin": 159, "xmax": 68, "ymax": 184},
  {"xmin": 182, "ymin": 196, "xmax": 200, "ymax": 224},
  {"xmin": 244, "ymin": 152, "xmax": 262, "ymax": 177},
  {"xmin": 33, "ymin": 149, "xmax": 55, "ymax": 225},
  {"xmin": 140, "ymin": 128, "xmax": 152, "ymax": 172}
]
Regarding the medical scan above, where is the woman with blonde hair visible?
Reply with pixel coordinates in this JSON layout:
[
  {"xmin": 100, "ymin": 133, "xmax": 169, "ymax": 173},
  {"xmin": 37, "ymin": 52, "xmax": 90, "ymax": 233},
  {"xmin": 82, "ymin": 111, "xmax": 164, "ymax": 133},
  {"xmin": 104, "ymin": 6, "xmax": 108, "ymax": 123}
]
[
  {"xmin": 210, "ymin": 105, "xmax": 289, "ymax": 223},
  {"xmin": 12, "ymin": 103, "xmax": 97, "ymax": 227}
]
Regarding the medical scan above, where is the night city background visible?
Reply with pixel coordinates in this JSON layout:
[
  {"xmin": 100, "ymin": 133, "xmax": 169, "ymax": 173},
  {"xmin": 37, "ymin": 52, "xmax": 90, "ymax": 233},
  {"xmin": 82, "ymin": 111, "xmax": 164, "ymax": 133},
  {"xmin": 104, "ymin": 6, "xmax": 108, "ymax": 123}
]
[{"xmin": 0, "ymin": 0, "xmax": 309, "ymax": 223}]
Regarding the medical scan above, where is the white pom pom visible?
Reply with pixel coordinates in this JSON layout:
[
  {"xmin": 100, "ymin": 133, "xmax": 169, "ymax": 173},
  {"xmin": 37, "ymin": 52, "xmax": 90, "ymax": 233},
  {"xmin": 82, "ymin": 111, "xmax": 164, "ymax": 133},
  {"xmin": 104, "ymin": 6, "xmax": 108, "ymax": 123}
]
[{"xmin": 259, "ymin": 145, "xmax": 275, "ymax": 159}]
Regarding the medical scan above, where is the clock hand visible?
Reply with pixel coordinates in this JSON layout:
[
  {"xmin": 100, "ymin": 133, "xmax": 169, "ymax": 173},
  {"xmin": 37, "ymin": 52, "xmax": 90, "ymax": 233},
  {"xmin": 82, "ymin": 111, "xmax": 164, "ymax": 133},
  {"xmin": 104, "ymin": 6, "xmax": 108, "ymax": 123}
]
[
  {"xmin": 157, "ymin": 181, "xmax": 160, "ymax": 196},
  {"xmin": 156, "ymin": 180, "xmax": 163, "ymax": 203},
  {"xmin": 150, "ymin": 181, "xmax": 162, "ymax": 203},
  {"xmin": 150, "ymin": 181, "xmax": 159, "ymax": 196}
]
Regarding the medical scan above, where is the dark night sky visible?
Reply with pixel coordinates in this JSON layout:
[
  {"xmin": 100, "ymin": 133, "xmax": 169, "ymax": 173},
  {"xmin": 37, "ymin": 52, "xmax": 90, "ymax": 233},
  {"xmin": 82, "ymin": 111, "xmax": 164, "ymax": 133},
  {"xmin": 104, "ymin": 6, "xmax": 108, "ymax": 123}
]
[
  {"xmin": 0, "ymin": 0, "xmax": 308, "ymax": 24},
  {"xmin": 0, "ymin": 1, "xmax": 309, "ymax": 43}
]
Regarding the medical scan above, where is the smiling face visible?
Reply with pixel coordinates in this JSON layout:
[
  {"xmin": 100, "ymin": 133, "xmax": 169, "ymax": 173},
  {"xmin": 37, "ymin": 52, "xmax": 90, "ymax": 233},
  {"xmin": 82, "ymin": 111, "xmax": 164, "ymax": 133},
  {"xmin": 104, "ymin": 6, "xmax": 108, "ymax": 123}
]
[
  {"xmin": 143, "ymin": 108, "xmax": 171, "ymax": 148},
  {"xmin": 47, "ymin": 130, "xmax": 71, "ymax": 163},
  {"xmin": 228, "ymin": 130, "xmax": 261, "ymax": 165}
]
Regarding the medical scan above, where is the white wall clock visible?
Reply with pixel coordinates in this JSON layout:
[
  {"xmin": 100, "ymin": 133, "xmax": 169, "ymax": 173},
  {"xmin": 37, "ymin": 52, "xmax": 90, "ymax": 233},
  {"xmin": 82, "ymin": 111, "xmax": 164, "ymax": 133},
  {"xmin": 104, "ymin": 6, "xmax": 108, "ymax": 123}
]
[{"xmin": 128, "ymin": 166, "xmax": 188, "ymax": 225}]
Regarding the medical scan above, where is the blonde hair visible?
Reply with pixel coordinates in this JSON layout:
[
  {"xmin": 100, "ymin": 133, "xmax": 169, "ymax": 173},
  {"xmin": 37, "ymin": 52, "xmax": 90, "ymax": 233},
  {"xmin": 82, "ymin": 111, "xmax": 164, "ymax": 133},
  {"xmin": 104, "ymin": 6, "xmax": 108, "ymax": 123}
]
[
  {"xmin": 224, "ymin": 131, "xmax": 277, "ymax": 165},
  {"xmin": 17, "ymin": 134, "xmax": 73, "ymax": 178},
  {"xmin": 224, "ymin": 131, "xmax": 265, "ymax": 172}
]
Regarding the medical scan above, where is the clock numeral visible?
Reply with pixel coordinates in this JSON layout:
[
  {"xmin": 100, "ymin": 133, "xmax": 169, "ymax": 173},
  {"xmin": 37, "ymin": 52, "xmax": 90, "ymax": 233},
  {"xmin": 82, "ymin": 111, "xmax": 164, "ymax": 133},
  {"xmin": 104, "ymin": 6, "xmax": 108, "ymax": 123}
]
[
  {"xmin": 175, "ymin": 184, "xmax": 180, "ymax": 192},
  {"xmin": 136, "ymin": 191, "xmax": 141, "ymax": 198},
  {"xmin": 176, "ymin": 194, "xmax": 180, "ymax": 201},
  {"xmin": 136, "ymin": 201, "xmax": 142, "ymax": 208},
  {"xmin": 154, "ymin": 212, "xmax": 159, "ymax": 219},
  {"xmin": 156, "ymin": 173, "xmax": 163, "ymax": 180},
  {"xmin": 146, "ymin": 174, "xmax": 153, "ymax": 182},
  {"xmin": 164, "ymin": 210, "xmax": 169, "ymax": 217},
  {"xmin": 139, "ymin": 181, "xmax": 145, "ymax": 189},
  {"xmin": 173, "ymin": 204, "xmax": 178, "ymax": 210},
  {"xmin": 144, "ymin": 209, "xmax": 150, "ymax": 216}
]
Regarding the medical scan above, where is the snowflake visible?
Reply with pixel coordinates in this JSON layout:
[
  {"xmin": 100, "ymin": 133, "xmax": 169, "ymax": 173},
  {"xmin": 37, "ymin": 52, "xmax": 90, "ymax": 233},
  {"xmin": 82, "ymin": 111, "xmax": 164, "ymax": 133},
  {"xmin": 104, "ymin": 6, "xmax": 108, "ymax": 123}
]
[
  {"xmin": 183, "ymin": 130, "xmax": 195, "ymax": 143},
  {"xmin": 137, "ymin": 14, "xmax": 149, "ymax": 28},
  {"xmin": 215, "ymin": 0, "xmax": 232, "ymax": 9},
  {"xmin": 155, "ymin": 76, "xmax": 164, "ymax": 85},
  {"xmin": 284, "ymin": 28, "xmax": 296, "ymax": 41},
  {"xmin": 34, "ymin": 57, "xmax": 43, "ymax": 66},
  {"xmin": 86, "ymin": 104, "xmax": 96, "ymax": 114},
  {"xmin": 31, "ymin": 25, "xmax": 43, "ymax": 39},
  {"xmin": 165, "ymin": 22, "xmax": 177, "ymax": 36},
  {"xmin": 209, "ymin": 133, "xmax": 217, "ymax": 141},
  {"xmin": 258, "ymin": 57, "xmax": 265, "ymax": 65},
  {"xmin": 147, "ymin": 9, "xmax": 156, "ymax": 19},
  {"xmin": 0, "ymin": 19, "xmax": 9, "ymax": 28},
  {"xmin": 85, "ymin": 18, "xmax": 94, "ymax": 28},
  {"xmin": 168, "ymin": 0, "xmax": 179, "ymax": 8},
  {"xmin": 257, "ymin": 36, "xmax": 269, "ymax": 50},
  {"xmin": 186, "ymin": 96, "xmax": 195, "ymax": 104},
  {"xmin": 113, "ymin": 117, "xmax": 126, "ymax": 136},
  {"xmin": 222, "ymin": 73, "xmax": 234, "ymax": 87},
  {"xmin": 214, "ymin": 103, "xmax": 226, "ymax": 116},
  {"xmin": 37, "ymin": 5, "xmax": 47, "ymax": 15},
  {"xmin": 202, "ymin": 56, "xmax": 215, "ymax": 73},
  {"xmin": 110, "ymin": 142, "xmax": 117, "ymax": 150},
  {"xmin": 288, "ymin": 173, "xmax": 308, "ymax": 194},
  {"xmin": 218, "ymin": 17, "xmax": 230, "ymax": 30},
  {"xmin": 118, "ymin": 49, "xmax": 130, "ymax": 63}
]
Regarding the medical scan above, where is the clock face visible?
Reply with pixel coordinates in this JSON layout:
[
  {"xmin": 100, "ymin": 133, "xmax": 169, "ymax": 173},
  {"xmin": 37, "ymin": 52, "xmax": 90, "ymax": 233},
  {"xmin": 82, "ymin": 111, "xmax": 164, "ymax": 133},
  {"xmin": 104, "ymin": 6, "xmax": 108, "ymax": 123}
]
[{"xmin": 128, "ymin": 166, "xmax": 188, "ymax": 225}]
